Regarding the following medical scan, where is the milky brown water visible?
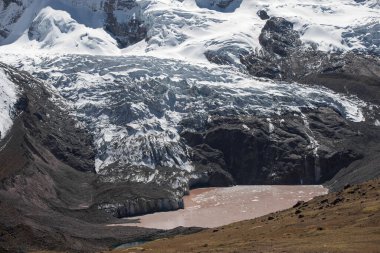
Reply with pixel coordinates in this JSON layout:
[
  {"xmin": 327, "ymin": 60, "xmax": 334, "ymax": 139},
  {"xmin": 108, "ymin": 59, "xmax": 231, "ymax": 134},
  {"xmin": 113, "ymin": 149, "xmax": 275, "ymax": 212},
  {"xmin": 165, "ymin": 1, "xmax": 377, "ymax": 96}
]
[{"xmin": 109, "ymin": 185, "xmax": 327, "ymax": 229}]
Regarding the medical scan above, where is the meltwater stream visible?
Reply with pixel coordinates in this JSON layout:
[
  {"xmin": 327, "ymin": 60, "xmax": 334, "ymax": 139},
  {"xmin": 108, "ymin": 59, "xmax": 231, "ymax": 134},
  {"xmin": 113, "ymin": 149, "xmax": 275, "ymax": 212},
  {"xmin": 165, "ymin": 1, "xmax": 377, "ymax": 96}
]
[{"xmin": 110, "ymin": 185, "xmax": 328, "ymax": 229}]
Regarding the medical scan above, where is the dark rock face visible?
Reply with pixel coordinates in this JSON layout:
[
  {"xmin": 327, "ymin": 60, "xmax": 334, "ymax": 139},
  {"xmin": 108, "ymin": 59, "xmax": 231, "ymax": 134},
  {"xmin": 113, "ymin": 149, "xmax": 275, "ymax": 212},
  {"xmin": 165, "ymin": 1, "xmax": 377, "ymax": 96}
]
[
  {"xmin": 195, "ymin": 0, "xmax": 243, "ymax": 13},
  {"xmin": 0, "ymin": 63, "xmax": 95, "ymax": 174},
  {"xmin": 104, "ymin": 0, "xmax": 148, "ymax": 48},
  {"xmin": 258, "ymin": 17, "xmax": 302, "ymax": 57},
  {"xmin": 182, "ymin": 108, "xmax": 367, "ymax": 185},
  {"xmin": 257, "ymin": 10, "xmax": 270, "ymax": 20},
  {"xmin": 188, "ymin": 144, "xmax": 235, "ymax": 188},
  {"xmin": 204, "ymin": 47, "xmax": 249, "ymax": 67},
  {"xmin": 241, "ymin": 50, "xmax": 380, "ymax": 106},
  {"xmin": 240, "ymin": 55, "xmax": 281, "ymax": 79},
  {"xmin": 238, "ymin": 16, "xmax": 380, "ymax": 107}
]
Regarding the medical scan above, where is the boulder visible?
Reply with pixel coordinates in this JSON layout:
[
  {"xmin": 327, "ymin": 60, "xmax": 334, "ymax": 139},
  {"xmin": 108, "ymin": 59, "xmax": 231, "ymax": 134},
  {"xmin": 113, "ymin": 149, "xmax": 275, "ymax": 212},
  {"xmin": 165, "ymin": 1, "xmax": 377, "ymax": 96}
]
[
  {"xmin": 257, "ymin": 10, "xmax": 270, "ymax": 20},
  {"xmin": 258, "ymin": 17, "xmax": 302, "ymax": 56}
]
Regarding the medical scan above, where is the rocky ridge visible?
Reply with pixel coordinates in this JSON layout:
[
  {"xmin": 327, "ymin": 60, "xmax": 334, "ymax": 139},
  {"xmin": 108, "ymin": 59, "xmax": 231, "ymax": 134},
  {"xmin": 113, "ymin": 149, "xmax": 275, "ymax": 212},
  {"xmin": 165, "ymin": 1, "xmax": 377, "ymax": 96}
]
[
  {"xmin": 0, "ymin": 62, "xmax": 199, "ymax": 252},
  {"xmin": 207, "ymin": 13, "xmax": 380, "ymax": 190},
  {"xmin": 239, "ymin": 15, "xmax": 380, "ymax": 105}
]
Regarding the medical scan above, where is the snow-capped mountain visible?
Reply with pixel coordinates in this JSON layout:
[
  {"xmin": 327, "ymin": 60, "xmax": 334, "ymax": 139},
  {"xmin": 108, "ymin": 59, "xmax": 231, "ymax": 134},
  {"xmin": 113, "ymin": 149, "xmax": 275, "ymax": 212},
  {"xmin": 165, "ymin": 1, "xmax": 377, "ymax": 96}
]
[
  {"xmin": 1, "ymin": 0, "xmax": 379, "ymax": 56},
  {"xmin": 0, "ymin": 0, "xmax": 379, "ymax": 215}
]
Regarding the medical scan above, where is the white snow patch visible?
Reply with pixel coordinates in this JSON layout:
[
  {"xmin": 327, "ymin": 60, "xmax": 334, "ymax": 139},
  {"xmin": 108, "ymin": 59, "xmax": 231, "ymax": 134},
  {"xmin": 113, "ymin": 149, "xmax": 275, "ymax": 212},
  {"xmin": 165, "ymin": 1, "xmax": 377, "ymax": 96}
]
[
  {"xmin": 0, "ymin": 69, "xmax": 18, "ymax": 140},
  {"xmin": 267, "ymin": 118, "xmax": 274, "ymax": 133},
  {"xmin": 242, "ymin": 124, "xmax": 250, "ymax": 130},
  {"xmin": 1, "ymin": 5, "xmax": 119, "ymax": 55}
]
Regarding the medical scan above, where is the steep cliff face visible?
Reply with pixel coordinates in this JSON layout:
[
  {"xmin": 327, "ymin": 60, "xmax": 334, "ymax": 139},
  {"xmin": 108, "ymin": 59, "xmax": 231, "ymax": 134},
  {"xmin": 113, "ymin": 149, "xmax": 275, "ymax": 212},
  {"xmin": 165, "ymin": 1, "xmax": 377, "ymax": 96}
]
[
  {"xmin": 195, "ymin": 0, "xmax": 243, "ymax": 12},
  {"xmin": 0, "ymin": 62, "xmax": 96, "ymax": 175},
  {"xmin": 103, "ymin": 0, "xmax": 147, "ymax": 47},
  {"xmin": 182, "ymin": 108, "xmax": 372, "ymax": 186}
]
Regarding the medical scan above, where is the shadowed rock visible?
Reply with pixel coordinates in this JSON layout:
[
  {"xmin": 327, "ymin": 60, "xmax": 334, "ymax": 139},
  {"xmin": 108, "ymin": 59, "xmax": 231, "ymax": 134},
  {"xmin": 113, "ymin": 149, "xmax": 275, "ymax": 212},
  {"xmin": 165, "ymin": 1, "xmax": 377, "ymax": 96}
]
[
  {"xmin": 258, "ymin": 17, "xmax": 302, "ymax": 57},
  {"xmin": 257, "ymin": 10, "xmax": 270, "ymax": 20},
  {"xmin": 181, "ymin": 108, "xmax": 369, "ymax": 185}
]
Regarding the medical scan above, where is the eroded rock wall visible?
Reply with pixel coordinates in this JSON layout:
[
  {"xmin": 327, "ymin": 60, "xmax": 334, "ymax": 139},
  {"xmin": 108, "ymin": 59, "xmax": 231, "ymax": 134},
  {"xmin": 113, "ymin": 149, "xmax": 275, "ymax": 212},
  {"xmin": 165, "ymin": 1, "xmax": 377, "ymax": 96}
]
[{"xmin": 182, "ymin": 108, "xmax": 367, "ymax": 185}]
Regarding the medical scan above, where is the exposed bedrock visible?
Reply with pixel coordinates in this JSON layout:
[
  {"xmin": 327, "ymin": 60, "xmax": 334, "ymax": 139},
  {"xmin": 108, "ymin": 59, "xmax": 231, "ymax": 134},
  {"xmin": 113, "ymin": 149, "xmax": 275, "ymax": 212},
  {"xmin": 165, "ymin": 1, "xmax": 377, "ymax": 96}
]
[
  {"xmin": 238, "ymin": 16, "xmax": 380, "ymax": 106},
  {"xmin": 195, "ymin": 0, "xmax": 243, "ymax": 12},
  {"xmin": 187, "ymin": 144, "xmax": 235, "ymax": 188},
  {"xmin": 103, "ymin": 0, "xmax": 148, "ymax": 48},
  {"xmin": 0, "ymin": 63, "xmax": 198, "ymax": 251},
  {"xmin": 241, "ymin": 50, "xmax": 380, "ymax": 106},
  {"xmin": 258, "ymin": 17, "xmax": 302, "ymax": 57},
  {"xmin": 0, "ymin": 63, "xmax": 95, "ymax": 175},
  {"xmin": 182, "ymin": 107, "xmax": 373, "ymax": 185},
  {"xmin": 203, "ymin": 16, "xmax": 380, "ymax": 107}
]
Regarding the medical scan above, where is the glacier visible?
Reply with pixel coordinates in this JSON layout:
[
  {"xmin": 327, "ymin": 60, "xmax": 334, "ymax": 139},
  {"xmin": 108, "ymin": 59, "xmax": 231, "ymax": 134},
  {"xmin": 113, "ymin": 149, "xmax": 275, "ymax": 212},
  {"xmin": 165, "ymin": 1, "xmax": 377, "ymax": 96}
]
[
  {"xmin": 0, "ymin": 0, "xmax": 378, "ymax": 191},
  {"xmin": 0, "ymin": 53, "xmax": 367, "ymax": 190}
]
